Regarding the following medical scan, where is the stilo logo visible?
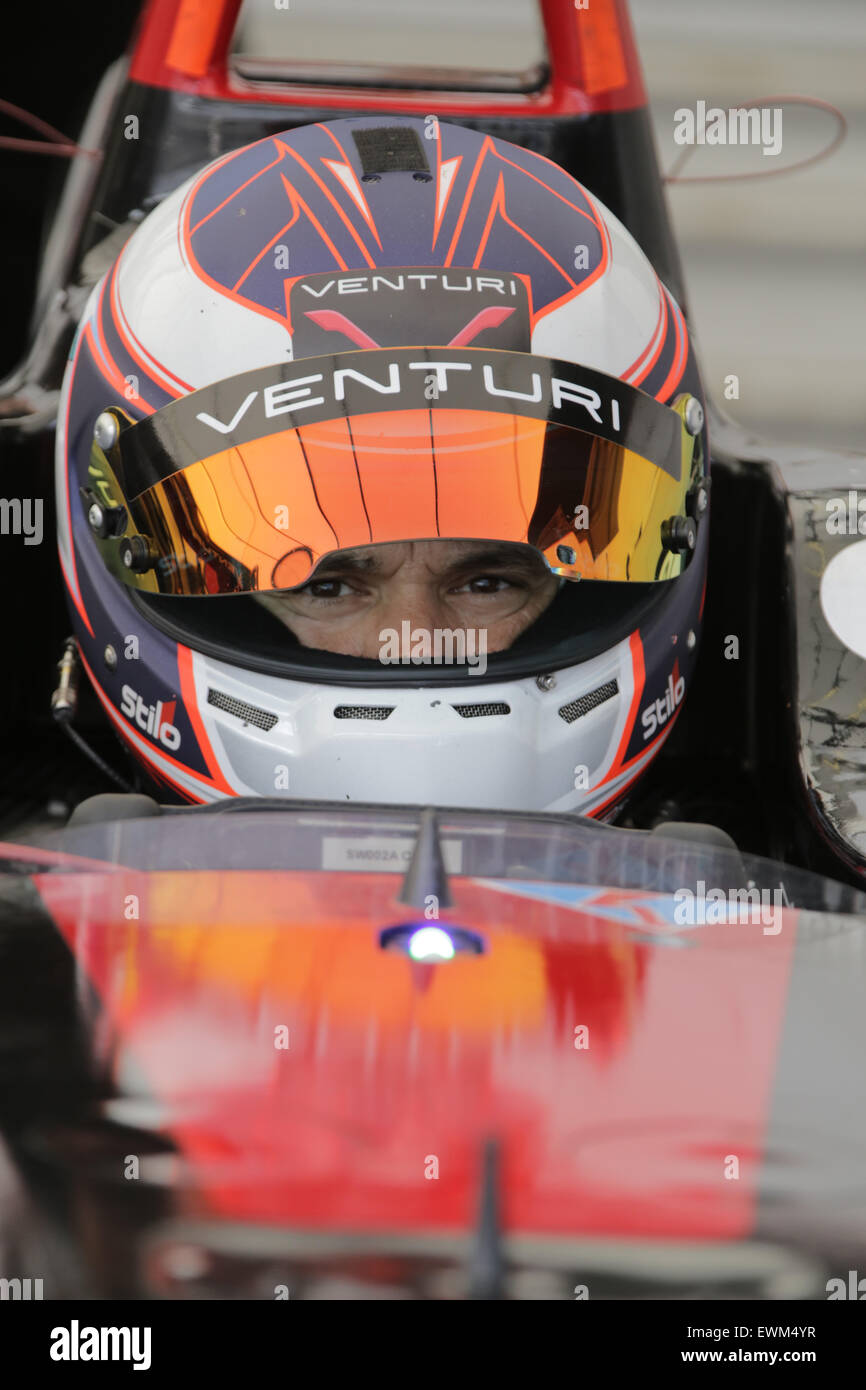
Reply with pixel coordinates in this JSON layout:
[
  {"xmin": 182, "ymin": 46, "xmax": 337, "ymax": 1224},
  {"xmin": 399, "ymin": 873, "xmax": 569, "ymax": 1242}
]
[
  {"xmin": 641, "ymin": 662, "xmax": 685, "ymax": 741},
  {"xmin": 120, "ymin": 685, "xmax": 181, "ymax": 751}
]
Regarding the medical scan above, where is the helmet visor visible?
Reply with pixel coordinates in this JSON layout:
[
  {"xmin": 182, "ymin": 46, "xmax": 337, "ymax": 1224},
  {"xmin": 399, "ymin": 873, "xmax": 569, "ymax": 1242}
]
[{"xmin": 86, "ymin": 348, "xmax": 703, "ymax": 596}]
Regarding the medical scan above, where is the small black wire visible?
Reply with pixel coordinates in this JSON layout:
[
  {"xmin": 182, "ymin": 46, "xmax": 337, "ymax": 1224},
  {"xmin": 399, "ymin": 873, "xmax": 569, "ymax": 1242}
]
[{"xmin": 57, "ymin": 719, "xmax": 135, "ymax": 793}]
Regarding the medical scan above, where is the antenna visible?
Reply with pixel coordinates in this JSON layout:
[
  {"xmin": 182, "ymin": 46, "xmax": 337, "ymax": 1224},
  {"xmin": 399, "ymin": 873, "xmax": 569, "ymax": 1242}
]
[
  {"xmin": 397, "ymin": 807, "xmax": 454, "ymax": 912},
  {"xmin": 467, "ymin": 1138, "xmax": 505, "ymax": 1300}
]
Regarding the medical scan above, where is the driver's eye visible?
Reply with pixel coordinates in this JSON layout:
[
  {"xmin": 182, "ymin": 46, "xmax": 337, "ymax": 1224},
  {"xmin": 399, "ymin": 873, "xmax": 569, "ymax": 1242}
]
[
  {"xmin": 305, "ymin": 578, "xmax": 354, "ymax": 599},
  {"xmin": 458, "ymin": 575, "xmax": 512, "ymax": 594}
]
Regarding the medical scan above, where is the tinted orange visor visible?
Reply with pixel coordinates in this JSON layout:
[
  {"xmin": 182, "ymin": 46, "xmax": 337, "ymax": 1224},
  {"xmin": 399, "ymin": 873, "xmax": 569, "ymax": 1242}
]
[{"xmin": 84, "ymin": 349, "xmax": 702, "ymax": 595}]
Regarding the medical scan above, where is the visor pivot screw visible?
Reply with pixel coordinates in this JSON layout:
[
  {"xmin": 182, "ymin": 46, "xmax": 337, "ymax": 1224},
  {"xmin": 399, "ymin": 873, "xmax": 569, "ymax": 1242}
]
[
  {"xmin": 556, "ymin": 545, "xmax": 576, "ymax": 565},
  {"xmin": 661, "ymin": 516, "xmax": 697, "ymax": 554},
  {"xmin": 85, "ymin": 494, "xmax": 127, "ymax": 540},
  {"xmin": 103, "ymin": 644, "xmax": 117, "ymax": 671},
  {"xmin": 686, "ymin": 480, "xmax": 710, "ymax": 521},
  {"xmin": 119, "ymin": 535, "xmax": 155, "ymax": 573},
  {"xmin": 687, "ymin": 629, "xmax": 697, "ymax": 650},
  {"xmin": 94, "ymin": 411, "xmax": 119, "ymax": 450},
  {"xmin": 684, "ymin": 397, "xmax": 704, "ymax": 436},
  {"xmin": 536, "ymin": 674, "xmax": 556, "ymax": 692}
]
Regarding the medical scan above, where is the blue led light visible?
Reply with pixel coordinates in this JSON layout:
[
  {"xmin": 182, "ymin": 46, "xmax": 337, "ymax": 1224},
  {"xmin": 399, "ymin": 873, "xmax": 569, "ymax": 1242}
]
[
  {"xmin": 379, "ymin": 922, "xmax": 485, "ymax": 958},
  {"xmin": 407, "ymin": 926, "xmax": 456, "ymax": 962}
]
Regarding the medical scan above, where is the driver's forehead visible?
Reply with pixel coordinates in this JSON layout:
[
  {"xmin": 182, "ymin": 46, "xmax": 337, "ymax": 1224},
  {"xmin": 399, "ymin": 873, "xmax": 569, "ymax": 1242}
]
[{"xmin": 309, "ymin": 539, "xmax": 546, "ymax": 579}]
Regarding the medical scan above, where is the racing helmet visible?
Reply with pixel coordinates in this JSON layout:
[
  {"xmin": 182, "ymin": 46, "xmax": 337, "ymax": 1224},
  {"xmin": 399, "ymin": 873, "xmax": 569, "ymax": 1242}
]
[{"xmin": 56, "ymin": 117, "xmax": 709, "ymax": 815}]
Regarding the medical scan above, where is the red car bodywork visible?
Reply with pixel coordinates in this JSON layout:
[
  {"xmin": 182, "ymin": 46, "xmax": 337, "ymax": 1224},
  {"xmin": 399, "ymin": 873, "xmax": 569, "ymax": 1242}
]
[
  {"xmin": 32, "ymin": 857, "xmax": 795, "ymax": 1244},
  {"xmin": 129, "ymin": 0, "xmax": 647, "ymax": 115}
]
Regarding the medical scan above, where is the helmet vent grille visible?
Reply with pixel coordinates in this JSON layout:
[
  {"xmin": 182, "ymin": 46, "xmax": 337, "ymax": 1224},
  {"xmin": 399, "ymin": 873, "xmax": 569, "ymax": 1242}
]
[
  {"xmin": 207, "ymin": 688, "xmax": 279, "ymax": 731},
  {"xmin": 333, "ymin": 705, "xmax": 394, "ymax": 721},
  {"xmin": 352, "ymin": 125, "xmax": 429, "ymax": 176},
  {"xmin": 558, "ymin": 680, "xmax": 619, "ymax": 724},
  {"xmin": 452, "ymin": 702, "xmax": 511, "ymax": 718}
]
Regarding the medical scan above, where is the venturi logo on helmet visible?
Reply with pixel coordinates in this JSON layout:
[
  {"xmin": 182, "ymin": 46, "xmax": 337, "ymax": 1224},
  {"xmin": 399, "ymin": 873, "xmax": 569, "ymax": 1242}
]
[{"xmin": 195, "ymin": 357, "xmax": 621, "ymax": 436}]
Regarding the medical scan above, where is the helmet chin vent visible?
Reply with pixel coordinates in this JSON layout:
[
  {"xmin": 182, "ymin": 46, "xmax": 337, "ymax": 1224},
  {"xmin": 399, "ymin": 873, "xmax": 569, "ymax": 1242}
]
[
  {"xmin": 558, "ymin": 680, "xmax": 619, "ymax": 724},
  {"xmin": 207, "ymin": 688, "xmax": 279, "ymax": 731},
  {"xmin": 333, "ymin": 705, "xmax": 394, "ymax": 720},
  {"xmin": 452, "ymin": 702, "xmax": 511, "ymax": 718}
]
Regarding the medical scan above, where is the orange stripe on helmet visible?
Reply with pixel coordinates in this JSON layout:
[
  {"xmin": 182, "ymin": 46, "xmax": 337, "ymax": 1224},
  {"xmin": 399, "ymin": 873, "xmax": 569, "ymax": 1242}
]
[
  {"xmin": 190, "ymin": 143, "xmax": 287, "ymax": 237},
  {"xmin": 623, "ymin": 281, "xmax": 667, "ymax": 385},
  {"xmin": 444, "ymin": 136, "xmax": 497, "ymax": 268},
  {"xmin": 57, "ymin": 541, "xmax": 94, "ymax": 639},
  {"xmin": 279, "ymin": 141, "xmax": 379, "ymax": 267},
  {"xmin": 109, "ymin": 257, "xmax": 191, "ymax": 398},
  {"xmin": 78, "ymin": 644, "xmax": 234, "ymax": 798},
  {"xmin": 654, "ymin": 291, "xmax": 689, "ymax": 403},
  {"xmin": 177, "ymin": 644, "xmax": 237, "ymax": 794},
  {"xmin": 606, "ymin": 630, "xmax": 645, "ymax": 779},
  {"xmin": 315, "ymin": 123, "xmax": 383, "ymax": 249},
  {"xmin": 179, "ymin": 161, "xmax": 298, "ymax": 334}
]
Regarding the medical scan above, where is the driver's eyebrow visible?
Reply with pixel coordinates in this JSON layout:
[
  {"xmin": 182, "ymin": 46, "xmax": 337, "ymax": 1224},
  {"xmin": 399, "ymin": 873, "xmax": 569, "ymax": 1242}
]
[
  {"xmin": 299, "ymin": 545, "xmax": 549, "ymax": 587},
  {"xmin": 441, "ymin": 547, "xmax": 546, "ymax": 576},
  {"xmin": 310, "ymin": 551, "xmax": 382, "ymax": 576}
]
